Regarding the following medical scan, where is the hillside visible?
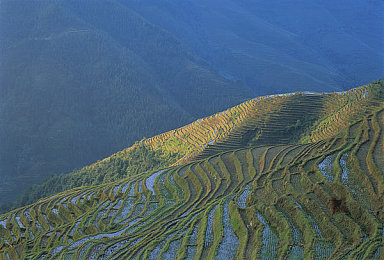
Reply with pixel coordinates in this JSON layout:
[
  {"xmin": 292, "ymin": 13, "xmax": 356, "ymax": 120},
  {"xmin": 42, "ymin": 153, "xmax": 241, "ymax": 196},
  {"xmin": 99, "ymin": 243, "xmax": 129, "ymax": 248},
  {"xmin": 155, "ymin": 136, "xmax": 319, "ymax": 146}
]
[
  {"xmin": 9, "ymin": 81, "xmax": 381, "ymax": 211},
  {"xmin": 0, "ymin": 80, "xmax": 383, "ymax": 259},
  {"xmin": 0, "ymin": 0, "xmax": 250, "ymax": 203},
  {"xmin": 123, "ymin": 0, "xmax": 384, "ymax": 94},
  {"xmin": 1, "ymin": 0, "xmax": 383, "ymax": 205}
]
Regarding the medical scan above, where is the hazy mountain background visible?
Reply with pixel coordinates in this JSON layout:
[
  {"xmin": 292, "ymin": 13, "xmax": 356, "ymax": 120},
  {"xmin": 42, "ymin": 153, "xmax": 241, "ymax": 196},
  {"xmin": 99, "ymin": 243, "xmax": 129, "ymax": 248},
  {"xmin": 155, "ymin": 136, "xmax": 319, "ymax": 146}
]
[{"xmin": 0, "ymin": 0, "xmax": 383, "ymax": 204}]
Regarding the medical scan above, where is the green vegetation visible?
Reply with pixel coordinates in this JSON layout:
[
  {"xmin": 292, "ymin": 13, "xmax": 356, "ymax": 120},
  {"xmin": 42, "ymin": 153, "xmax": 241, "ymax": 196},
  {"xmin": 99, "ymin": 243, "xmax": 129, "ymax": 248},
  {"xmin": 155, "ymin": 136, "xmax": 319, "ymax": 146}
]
[
  {"xmin": 0, "ymin": 0, "xmax": 251, "ymax": 204},
  {"xmin": 3, "ymin": 0, "xmax": 384, "ymax": 208},
  {"xmin": 0, "ymin": 83, "xmax": 383, "ymax": 259},
  {"xmin": 4, "ymin": 82, "xmax": 382, "ymax": 215},
  {"xmin": 9, "ymin": 142, "xmax": 177, "ymax": 210}
]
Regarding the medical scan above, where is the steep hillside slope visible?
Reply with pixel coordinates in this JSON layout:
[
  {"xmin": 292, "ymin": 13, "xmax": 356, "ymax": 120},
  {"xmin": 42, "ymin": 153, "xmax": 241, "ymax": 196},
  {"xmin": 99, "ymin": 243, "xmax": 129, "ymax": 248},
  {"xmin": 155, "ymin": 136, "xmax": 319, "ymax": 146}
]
[
  {"xmin": 0, "ymin": 103, "xmax": 383, "ymax": 259},
  {"xmin": 0, "ymin": 0, "xmax": 250, "ymax": 203},
  {"xmin": 123, "ymin": 0, "xmax": 384, "ymax": 94},
  {"xmin": 11, "ymin": 81, "xmax": 382, "ymax": 211},
  {"xmin": 2, "ymin": 0, "xmax": 383, "ymax": 205},
  {"xmin": 0, "ymin": 81, "xmax": 383, "ymax": 259}
]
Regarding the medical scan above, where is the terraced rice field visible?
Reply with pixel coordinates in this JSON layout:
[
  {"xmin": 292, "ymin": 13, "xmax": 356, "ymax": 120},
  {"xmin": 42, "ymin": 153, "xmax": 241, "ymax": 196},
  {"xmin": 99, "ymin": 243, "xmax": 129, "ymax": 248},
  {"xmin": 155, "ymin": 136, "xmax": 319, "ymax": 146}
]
[
  {"xmin": 180, "ymin": 85, "xmax": 377, "ymax": 163},
  {"xmin": 1, "ymin": 103, "xmax": 383, "ymax": 259},
  {"xmin": 0, "ymin": 82, "xmax": 383, "ymax": 259},
  {"xmin": 83, "ymin": 84, "xmax": 377, "ymax": 180}
]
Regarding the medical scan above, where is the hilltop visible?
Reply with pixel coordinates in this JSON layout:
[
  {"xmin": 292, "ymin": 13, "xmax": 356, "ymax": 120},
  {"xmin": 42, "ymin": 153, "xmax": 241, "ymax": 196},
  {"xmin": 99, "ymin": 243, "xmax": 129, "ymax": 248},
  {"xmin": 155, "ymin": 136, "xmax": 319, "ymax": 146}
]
[{"xmin": 0, "ymin": 80, "xmax": 383, "ymax": 259}]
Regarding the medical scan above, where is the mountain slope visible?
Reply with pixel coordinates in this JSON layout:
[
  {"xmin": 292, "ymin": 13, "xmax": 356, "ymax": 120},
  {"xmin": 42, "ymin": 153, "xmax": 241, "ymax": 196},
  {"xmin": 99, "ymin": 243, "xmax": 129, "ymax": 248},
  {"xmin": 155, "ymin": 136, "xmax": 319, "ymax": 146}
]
[
  {"xmin": 2, "ymin": 0, "xmax": 383, "ymax": 204},
  {"xmin": 0, "ymin": 0, "xmax": 250, "ymax": 203},
  {"xmin": 0, "ymin": 81, "xmax": 383, "ymax": 259},
  {"xmin": 10, "ymin": 81, "xmax": 382, "ymax": 211},
  {"xmin": 122, "ymin": 0, "xmax": 384, "ymax": 94}
]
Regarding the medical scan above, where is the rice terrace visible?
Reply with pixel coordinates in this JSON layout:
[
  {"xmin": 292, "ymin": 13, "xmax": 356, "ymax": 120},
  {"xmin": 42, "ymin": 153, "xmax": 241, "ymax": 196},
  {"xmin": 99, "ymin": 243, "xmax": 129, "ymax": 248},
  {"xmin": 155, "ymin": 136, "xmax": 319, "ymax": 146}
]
[{"xmin": 1, "ymin": 80, "xmax": 384, "ymax": 259}]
